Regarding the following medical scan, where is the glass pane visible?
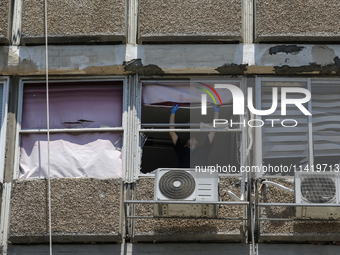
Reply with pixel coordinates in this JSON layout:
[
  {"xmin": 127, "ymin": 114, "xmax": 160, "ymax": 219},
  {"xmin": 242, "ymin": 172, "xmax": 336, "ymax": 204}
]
[
  {"xmin": 261, "ymin": 81, "xmax": 309, "ymax": 176},
  {"xmin": 140, "ymin": 80, "xmax": 240, "ymax": 174},
  {"xmin": 312, "ymin": 83, "xmax": 340, "ymax": 168},
  {"xmin": 22, "ymin": 81, "xmax": 123, "ymax": 129}
]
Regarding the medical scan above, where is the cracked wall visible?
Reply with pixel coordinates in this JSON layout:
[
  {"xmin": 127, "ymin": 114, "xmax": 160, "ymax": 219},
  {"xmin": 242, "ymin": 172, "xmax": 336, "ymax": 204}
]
[
  {"xmin": 21, "ymin": 0, "xmax": 125, "ymax": 44},
  {"xmin": 256, "ymin": 0, "xmax": 340, "ymax": 42},
  {"xmin": 139, "ymin": 0, "xmax": 242, "ymax": 41},
  {"xmin": 9, "ymin": 178, "xmax": 122, "ymax": 243},
  {"xmin": 0, "ymin": 0, "xmax": 9, "ymax": 43}
]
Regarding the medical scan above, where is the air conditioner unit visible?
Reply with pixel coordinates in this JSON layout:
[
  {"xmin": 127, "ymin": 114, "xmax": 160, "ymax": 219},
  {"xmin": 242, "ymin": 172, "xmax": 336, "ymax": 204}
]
[
  {"xmin": 295, "ymin": 172, "xmax": 340, "ymax": 219},
  {"xmin": 154, "ymin": 168, "xmax": 219, "ymax": 217}
]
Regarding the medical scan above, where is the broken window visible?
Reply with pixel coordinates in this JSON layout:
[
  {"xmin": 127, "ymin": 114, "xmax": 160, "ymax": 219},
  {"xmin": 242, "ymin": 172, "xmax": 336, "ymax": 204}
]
[
  {"xmin": 19, "ymin": 81, "xmax": 124, "ymax": 178},
  {"xmin": 139, "ymin": 81, "xmax": 241, "ymax": 175}
]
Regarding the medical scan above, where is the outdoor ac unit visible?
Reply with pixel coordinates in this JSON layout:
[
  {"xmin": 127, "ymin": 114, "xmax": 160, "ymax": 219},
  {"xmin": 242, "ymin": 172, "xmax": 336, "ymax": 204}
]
[
  {"xmin": 295, "ymin": 172, "xmax": 340, "ymax": 219},
  {"xmin": 154, "ymin": 168, "xmax": 219, "ymax": 217}
]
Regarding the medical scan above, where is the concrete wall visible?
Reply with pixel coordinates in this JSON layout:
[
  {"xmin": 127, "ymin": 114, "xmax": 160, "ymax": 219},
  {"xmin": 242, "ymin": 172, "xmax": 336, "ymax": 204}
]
[
  {"xmin": 256, "ymin": 0, "xmax": 340, "ymax": 42},
  {"xmin": 259, "ymin": 178, "xmax": 340, "ymax": 242},
  {"xmin": 138, "ymin": 0, "xmax": 242, "ymax": 42},
  {"xmin": 133, "ymin": 177, "xmax": 245, "ymax": 242},
  {"xmin": 0, "ymin": 0, "xmax": 9, "ymax": 44},
  {"xmin": 21, "ymin": 0, "xmax": 126, "ymax": 44},
  {"xmin": 9, "ymin": 178, "xmax": 123, "ymax": 243}
]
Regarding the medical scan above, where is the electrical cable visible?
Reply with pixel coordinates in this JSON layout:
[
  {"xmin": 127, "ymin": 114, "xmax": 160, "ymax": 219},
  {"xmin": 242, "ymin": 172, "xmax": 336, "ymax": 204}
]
[{"xmin": 44, "ymin": 0, "xmax": 52, "ymax": 254}]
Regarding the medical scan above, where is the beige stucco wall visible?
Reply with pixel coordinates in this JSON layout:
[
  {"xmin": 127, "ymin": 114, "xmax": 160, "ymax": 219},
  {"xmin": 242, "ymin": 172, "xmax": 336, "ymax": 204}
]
[{"xmin": 10, "ymin": 178, "xmax": 123, "ymax": 243}]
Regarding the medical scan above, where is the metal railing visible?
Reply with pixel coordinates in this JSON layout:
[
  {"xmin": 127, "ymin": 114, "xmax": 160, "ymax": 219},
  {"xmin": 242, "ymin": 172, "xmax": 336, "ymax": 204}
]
[
  {"xmin": 254, "ymin": 178, "xmax": 340, "ymax": 242},
  {"xmin": 124, "ymin": 199, "xmax": 250, "ymax": 241}
]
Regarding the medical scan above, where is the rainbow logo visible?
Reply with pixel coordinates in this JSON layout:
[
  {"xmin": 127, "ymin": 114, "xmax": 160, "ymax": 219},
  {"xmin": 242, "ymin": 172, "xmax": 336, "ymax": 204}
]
[{"xmin": 196, "ymin": 82, "xmax": 222, "ymax": 106}]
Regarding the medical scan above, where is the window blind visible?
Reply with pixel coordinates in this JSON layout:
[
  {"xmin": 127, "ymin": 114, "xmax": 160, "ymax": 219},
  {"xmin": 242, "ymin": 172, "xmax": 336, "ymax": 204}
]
[{"xmin": 261, "ymin": 83, "xmax": 309, "ymax": 160}]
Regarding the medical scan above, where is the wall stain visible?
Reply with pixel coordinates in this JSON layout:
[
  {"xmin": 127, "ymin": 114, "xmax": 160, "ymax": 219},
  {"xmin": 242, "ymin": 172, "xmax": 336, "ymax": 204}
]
[
  {"xmin": 274, "ymin": 57, "xmax": 340, "ymax": 75},
  {"xmin": 123, "ymin": 58, "xmax": 164, "ymax": 75},
  {"xmin": 312, "ymin": 45, "xmax": 335, "ymax": 65},
  {"xmin": 215, "ymin": 63, "xmax": 248, "ymax": 75},
  {"xmin": 0, "ymin": 58, "xmax": 39, "ymax": 75},
  {"xmin": 269, "ymin": 45, "xmax": 305, "ymax": 55}
]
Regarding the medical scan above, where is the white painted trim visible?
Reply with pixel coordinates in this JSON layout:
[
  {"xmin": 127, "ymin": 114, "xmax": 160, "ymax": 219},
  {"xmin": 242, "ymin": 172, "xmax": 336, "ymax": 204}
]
[
  {"xmin": 0, "ymin": 183, "xmax": 12, "ymax": 250},
  {"xmin": 242, "ymin": 0, "xmax": 254, "ymax": 44},
  {"xmin": 134, "ymin": 76, "xmax": 142, "ymax": 181},
  {"xmin": 307, "ymin": 78, "xmax": 314, "ymax": 170},
  {"xmin": 243, "ymin": 44, "xmax": 255, "ymax": 66},
  {"xmin": 127, "ymin": 0, "xmax": 138, "ymax": 45},
  {"xmin": 0, "ymin": 77, "xmax": 10, "ymax": 183},
  {"xmin": 13, "ymin": 80, "xmax": 24, "ymax": 180},
  {"xmin": 11, "ymin": 0, "xmax": 22, "ymax": 45},
  {"xmin": 122, "ymin": 76, "xmax": 129, "ymax": 182},
  {"xmin": 254, "ymin": 76, "xmax": 262, "ymax": 178}
]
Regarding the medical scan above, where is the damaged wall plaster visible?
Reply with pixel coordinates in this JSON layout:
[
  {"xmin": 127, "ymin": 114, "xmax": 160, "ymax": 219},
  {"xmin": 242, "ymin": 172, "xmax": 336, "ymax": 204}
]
[
  {"xmin": 269, "ymin": 45, "xmax": 305, "ymax": 55},
  {"xmin": 0, "ymin": 44, "xmax": 339, "ymax": 75},
  {"xmin": 123, "ymin": 59, "xmax": 164, "ymax": 75}
]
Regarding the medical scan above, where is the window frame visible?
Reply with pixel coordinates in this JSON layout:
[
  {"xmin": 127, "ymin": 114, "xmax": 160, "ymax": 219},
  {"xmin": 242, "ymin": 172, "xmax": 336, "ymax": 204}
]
[
  {"xmin": 135, "ymin": 78, "xmax": 247, "ymax": 180},
  {"xmin": 255, "ymin": 77, "xmax": 340, "ymax": 178},
  {"xmin": 0, "ymin": 77, "xmax": 10, "ymax": 183},
  {"xmin": 14, "ymin": 77, "xmax": 128, "ymax": 180}
]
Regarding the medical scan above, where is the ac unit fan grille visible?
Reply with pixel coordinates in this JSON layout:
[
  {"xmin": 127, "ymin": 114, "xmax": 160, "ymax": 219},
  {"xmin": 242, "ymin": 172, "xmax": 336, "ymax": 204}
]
[
  {"xmin": 159, "ymin": 170, "xmax": 196, "ymax": 199},
  {"xmin": 300, "ymin": 176, "xmax": 336, "ymax": 203}
]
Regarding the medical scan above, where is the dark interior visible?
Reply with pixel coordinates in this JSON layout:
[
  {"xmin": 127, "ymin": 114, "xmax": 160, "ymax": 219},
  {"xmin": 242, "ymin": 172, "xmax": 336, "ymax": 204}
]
[{"xmin": 140, "ymin": 105, "xmax": 240, "ymax": 173}]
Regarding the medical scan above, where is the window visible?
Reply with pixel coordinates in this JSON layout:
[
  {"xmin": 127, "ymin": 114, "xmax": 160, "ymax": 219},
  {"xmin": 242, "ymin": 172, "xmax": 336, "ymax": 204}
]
[
  {"xmin": 17, "ymin": 80, "xmax": 125, "ymax": 179},
  {"xmin": 258, "ymin": 78, "xmax": 309, "ymax": 176},
  {"xmin": 311, "ymin": 80, "xmax": 340, "ymax": 168},
  {"xmin": 257, "ymin": 77, "xmax": 340, "ymax": 176},
  {"xmin": 138, "ymin": 79, "xmax": 245, "ymax": 177},
  {"xmin": 0, "ymin": 78, "xmax": 9, "ymax": 182}
]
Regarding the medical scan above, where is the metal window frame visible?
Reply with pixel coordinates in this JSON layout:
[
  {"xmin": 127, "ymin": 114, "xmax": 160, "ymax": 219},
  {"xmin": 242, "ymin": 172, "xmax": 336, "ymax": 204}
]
[
  {"xmin": 308, "ymin": 77, "xmax": 340, "ymax": 171},
  {"xmin": 14, "ymin": 76, "xmax": 128, "ymax": 180},
  {"xmin": 126, "ymin": 77, "xmax": 250, "ymax": 243},
  {"xmin": 0, "ymin": 77, "xmax": 10, "ymax": 183},
  {"xmin": 136, "ymin": 78, "xmax": 247, "ymax": 180}
]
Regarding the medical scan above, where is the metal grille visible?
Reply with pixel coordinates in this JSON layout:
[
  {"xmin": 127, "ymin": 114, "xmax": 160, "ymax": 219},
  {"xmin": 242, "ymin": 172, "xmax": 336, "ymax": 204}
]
[
  {"xmin": 159, "ymin": 170, "xmax": 195, "ymax": 199},
  {"xmin": 300, "ymin": 175, "xmax": 336, "ymax": 203}
]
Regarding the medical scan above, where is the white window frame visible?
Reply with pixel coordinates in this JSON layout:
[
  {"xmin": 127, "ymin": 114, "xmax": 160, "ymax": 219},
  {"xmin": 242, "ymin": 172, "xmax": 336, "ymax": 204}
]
[
  {"xmin": 13, "ymin": 77, "xmax": 128, "ymax": 180},
  {"xmin": 135, "ymin": 78, "xmax": 247, "ymax": 180},
  {"xmin": 255, "ymin": 77, "xmax": 340, "ymax": 178},
  {"xmin": 0, "ymin": 77, "xmax": 10, "ymax": 183}
]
